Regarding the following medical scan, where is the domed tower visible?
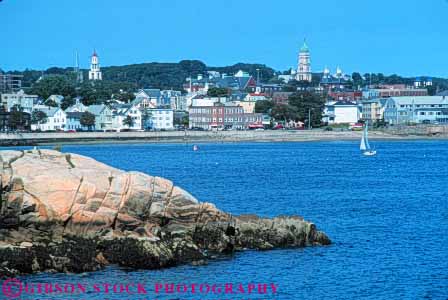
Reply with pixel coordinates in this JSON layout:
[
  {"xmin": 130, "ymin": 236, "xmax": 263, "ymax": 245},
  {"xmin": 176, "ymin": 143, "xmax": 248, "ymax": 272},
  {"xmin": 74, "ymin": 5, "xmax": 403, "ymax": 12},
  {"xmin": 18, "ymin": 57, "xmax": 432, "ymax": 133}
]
[
  {"xmin": 323, "ymin": 66, "xmax": 330, "ymax": 80},
  {"xmin": 335, "ymin": 66, "xmax": 343, "ymax": 79},
  {"xmin": 296, "ymin": 40, "xmax": 312, "ymax": 82},
  {"xmin": 88, "ymin": 50, "xmax": 102, "ymax": 81}
]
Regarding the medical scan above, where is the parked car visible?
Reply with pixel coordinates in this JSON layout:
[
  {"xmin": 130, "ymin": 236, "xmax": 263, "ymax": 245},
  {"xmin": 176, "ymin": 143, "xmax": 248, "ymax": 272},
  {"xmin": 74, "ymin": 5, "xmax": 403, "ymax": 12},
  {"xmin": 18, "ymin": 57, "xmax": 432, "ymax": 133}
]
[
  {"xmin": 190, "ymin": 127, "xmax": 205, "ymax": 131},
  {"xmin": 272, "ymin": 124, "xmax": 284, "ymax": 130},
  {"xmin": 350, "ymin": 123, "xmax": 364, "ymax": 131}
]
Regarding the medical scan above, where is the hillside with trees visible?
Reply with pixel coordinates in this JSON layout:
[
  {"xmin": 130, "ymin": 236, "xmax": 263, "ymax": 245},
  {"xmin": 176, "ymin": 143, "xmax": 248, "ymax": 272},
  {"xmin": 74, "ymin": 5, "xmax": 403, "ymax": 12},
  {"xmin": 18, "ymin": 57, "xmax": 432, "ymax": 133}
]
[{"xmin": 5, "ymin": 60, "xmax": 276, "ymax": 91}]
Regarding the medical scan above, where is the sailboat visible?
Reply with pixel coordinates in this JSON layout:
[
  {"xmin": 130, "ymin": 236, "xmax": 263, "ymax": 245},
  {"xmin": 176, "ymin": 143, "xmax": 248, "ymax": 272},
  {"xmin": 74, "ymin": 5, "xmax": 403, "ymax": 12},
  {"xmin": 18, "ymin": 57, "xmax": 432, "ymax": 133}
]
[{"xmin": 360, "ymin": 123, "xmax": 376, "ymax": 156}]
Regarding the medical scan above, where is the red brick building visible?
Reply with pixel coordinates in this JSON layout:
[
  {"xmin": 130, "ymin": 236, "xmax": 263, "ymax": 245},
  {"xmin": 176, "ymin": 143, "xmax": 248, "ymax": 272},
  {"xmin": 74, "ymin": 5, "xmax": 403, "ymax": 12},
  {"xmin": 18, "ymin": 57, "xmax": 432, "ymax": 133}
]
[
  {"xmin": 328, "ymin": 90, "xmax": 363, "ymax": 101},
  {"xmin": 189, "ymin": 103, "xmax": 263, "ymax": 130}
]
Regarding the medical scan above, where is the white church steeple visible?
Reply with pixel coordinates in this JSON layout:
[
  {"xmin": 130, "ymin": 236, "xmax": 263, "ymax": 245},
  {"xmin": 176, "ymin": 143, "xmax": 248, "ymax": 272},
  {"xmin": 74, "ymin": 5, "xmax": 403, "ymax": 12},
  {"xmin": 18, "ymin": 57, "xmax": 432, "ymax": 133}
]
[{"xmin": 88, "ymin": 50, "xmax": 102, "ymax": 81}]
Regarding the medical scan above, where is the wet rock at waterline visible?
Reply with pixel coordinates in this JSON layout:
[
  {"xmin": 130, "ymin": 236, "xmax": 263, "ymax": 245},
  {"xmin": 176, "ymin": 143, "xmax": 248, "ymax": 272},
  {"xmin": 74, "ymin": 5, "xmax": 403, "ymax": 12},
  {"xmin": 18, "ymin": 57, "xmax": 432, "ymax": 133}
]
[{"xmin": 0, "ymin": 149, "xmax": 330, "ymax": 276}]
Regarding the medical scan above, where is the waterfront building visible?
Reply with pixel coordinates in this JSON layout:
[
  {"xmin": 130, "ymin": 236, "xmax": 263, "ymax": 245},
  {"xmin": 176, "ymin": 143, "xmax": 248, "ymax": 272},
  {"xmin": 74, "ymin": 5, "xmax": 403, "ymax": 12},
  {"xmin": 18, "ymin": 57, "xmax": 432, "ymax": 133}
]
[
  {"xmin": 160, "ymin": 90, "xmax": 183, "ymax": 110},
  {"xmin": 322, "ymin": 101, "xmax": 360, "ymax": 124},
  {"xmin": 295, "ymin": 40, "xmax": 312, "ymax": 82},
  {"xmin": 111, "ymin": 104, "xmax": 143, "ymax": 131},
  {"xmin": 145, "ymin": 108, "xmax": 174, "ymax": 130},
  {"xmin": 31, "ymin": 107, "xmax": 67, "ymax": 131},
  {"xmin": 86, "ymin": 104, "xmax": 112, "ymax": 130},
  {"xmin": 66, "ymin": 112, "xmax": 90, "ymax": 131},
  {"xmin": 383, "ymin": 96, "xmax": 448, "ymax": 125},
  {"xmin": 189, "ymin": 102, "xmax": 263, "ymax": 130},
  {"xmin": 229, "ymin": 100, "xmax": 256, "ymax": 114},
  {"xmin": 1, "ymin": 90, "xmax": 38, "ymax": 113},
  {"xmin": 133, "ymin": 89, "xmax": 159, "ymax": 109},
  {"xmin": 88, "ymin": 50, "xmax": 102, "ymax": 81},
  {"xmin": 361, "ymin": 98, "xmax": 388, "ymax": 123}
]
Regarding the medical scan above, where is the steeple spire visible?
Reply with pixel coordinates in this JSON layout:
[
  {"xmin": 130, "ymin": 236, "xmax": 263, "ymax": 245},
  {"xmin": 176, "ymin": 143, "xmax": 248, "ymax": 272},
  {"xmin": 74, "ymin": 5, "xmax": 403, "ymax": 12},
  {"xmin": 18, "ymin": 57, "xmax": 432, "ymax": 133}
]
[{"xmin": 88, "ymin": 50, "xmax": 102, "ymax": 81}]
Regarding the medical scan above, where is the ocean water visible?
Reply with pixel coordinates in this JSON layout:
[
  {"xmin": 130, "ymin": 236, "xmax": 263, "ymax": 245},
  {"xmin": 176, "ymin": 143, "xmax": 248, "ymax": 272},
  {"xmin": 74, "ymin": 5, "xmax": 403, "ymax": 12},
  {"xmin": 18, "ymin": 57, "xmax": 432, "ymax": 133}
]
[{"xmin": 6, "ymin": 141, "xmax": 448, "ymax": 299}]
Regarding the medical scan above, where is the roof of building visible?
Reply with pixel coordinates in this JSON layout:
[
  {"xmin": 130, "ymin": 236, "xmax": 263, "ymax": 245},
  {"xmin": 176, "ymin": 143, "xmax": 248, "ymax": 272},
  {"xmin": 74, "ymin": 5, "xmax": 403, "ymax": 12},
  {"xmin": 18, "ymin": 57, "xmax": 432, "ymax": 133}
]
[
  {"xmin": 332, "ymin": 101, "xmax": 358, "ymax": 106},
  {"xmin": 385, "ymin": 96, "xmax": 448, "ymax": 105},
  {"xmin": 140, "ymin": 89, "xmax": 161, "ymax": 98},
  {"xmin": 230, "ymin": 92, "xmax": 248, "ymax": 101},
  {"xmin": 47, "ymin": 95, "xmax": 64, "ymax": 102},
  {"xmin": 34, "ymin": 106, "xmax": 62, "ymax": 117},
  {"xmin": 362, "ymin": 98, "xmax": 389, "ymax": 106},
  {"xmin": 216, "ymin": 76, "xmax": 255, "ymax": 90},
  {"xmin": 65, "ymin": 102, "xmax": 87, "ymax": 112},
  {"xmin": 86, "ymin": 104, "xmax": 108, "ymax": 115}
]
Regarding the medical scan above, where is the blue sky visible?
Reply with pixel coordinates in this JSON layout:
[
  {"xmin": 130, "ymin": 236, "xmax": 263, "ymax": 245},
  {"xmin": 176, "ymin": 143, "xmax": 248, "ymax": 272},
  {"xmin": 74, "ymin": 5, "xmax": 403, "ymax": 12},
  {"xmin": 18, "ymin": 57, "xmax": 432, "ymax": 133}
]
[{"xmin": 1, "ymin": 0, "xmax": 448, "ymax": 77}]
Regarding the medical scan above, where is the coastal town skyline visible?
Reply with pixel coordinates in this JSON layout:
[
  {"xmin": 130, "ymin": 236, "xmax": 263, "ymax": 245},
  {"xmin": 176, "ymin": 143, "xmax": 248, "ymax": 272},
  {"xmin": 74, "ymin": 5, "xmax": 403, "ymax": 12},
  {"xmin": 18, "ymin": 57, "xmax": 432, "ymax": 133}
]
[{"xmin": 1, "ymin": 0, "xmax": 448, "ymax": 77}]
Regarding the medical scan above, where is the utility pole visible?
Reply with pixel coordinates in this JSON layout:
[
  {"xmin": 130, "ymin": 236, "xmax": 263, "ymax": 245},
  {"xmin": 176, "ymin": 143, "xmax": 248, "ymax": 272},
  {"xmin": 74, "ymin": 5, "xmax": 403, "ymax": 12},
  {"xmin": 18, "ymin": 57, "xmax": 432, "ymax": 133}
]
[{"xmin": 308, "ymin": 108, "xmax": 311, "ymax": 130}]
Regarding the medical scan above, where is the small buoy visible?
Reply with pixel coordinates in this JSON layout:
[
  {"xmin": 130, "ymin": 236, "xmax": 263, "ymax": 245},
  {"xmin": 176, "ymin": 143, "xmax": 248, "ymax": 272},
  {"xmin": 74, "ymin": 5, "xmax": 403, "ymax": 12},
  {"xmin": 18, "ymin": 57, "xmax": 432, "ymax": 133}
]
[{"xmin": 193, "ymin": 145, "xmax": 199, "ymax": 151}]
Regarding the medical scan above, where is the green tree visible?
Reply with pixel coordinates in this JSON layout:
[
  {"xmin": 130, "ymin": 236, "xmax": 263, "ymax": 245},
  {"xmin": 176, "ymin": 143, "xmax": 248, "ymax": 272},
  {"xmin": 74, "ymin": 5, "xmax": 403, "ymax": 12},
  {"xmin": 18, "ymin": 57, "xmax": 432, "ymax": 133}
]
[
  {"xmin": 44, "ymin": 99, "xmax": 58, "ymax": 107},
  {"xmin": 352, "ymin": 72, "xmax": 363, "ymax": 87},
  {"xmin": 427, "ymin": 85, "xmax": 437, "ymax": 96},
  {"xmin": 114, "ymin": 91, "xmax": 136, "ymax": 103},
  {"xmin": 31, "ymin": 110, "xmax": 48, "ymax": 126},
  {"xmin": 60, "ymin": 96, "xmax": 75, "ymax": 110},
  {"xmin": 30, "ymin": 75, "xmax": 76, "ymax": 99},
  {"xmin": 288, "ymin": 91, "xmax": 326, "ymax": 127},
  {"xmin": 271, "ymin": 104, "xmax": 298, "ymax": 123},
  {"xmin": 80, "ymin": 112, "xmax": 96, "ymax": 131},
  {"xmin": 123, "ymin": 115, "xmax": 134, "ymax": 128},
  {"xmin": 255, "ymin": 100, "xmax": 274, "ymax": 113},
  {"xmin": 8, "ymin": 106, "xmax": 26, "ymax": 130},
  {"xmin": 141, "ymin": 109, "xmax": 152, "ymax": 129},
  {"xmin": 207, "ymin": 87, "xmax": 228, "ymax": 97}
]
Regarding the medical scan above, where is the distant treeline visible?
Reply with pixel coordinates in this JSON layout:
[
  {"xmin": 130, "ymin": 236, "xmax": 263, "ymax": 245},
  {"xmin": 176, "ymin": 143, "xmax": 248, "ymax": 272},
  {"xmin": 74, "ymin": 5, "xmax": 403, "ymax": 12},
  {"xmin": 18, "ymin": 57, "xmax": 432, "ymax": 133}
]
[
  {"xmin": 3, "ymin": 60, "xmax": 447, "ymax": 95},
  {"xmin": 3, "ymin": 60, "xmax": 276, "ymax": 90}
]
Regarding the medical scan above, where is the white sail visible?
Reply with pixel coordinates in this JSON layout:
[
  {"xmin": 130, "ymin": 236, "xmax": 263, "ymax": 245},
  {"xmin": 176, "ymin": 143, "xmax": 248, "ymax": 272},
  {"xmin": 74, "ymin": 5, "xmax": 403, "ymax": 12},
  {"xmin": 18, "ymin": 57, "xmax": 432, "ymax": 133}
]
[
  {"xmin": 360, "ymin": 124, "xmax": 369, "ymax": 151},
  {"xmin": 360, "ymin": 133, "xmax": 367, "ymax": 151},
  {"xmin": 364, "ymin": 123, "xmax": 371, "ymax": 150}
]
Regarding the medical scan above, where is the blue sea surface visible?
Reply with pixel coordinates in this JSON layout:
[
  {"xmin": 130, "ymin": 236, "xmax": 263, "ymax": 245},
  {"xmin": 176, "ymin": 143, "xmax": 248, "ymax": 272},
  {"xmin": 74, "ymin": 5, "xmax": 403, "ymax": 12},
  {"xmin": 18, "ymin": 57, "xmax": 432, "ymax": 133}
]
[{"xmin": 8, "ymin": 141, "xmax": 448, "ymax": 299}]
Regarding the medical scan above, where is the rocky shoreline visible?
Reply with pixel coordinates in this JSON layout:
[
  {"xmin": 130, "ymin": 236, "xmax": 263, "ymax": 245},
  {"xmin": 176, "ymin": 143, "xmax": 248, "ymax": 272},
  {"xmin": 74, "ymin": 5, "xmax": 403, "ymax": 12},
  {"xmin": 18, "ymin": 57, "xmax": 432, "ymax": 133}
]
[{"xmin": 0, "ymin": 149, "xmax": 330, "ymax": 277}]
